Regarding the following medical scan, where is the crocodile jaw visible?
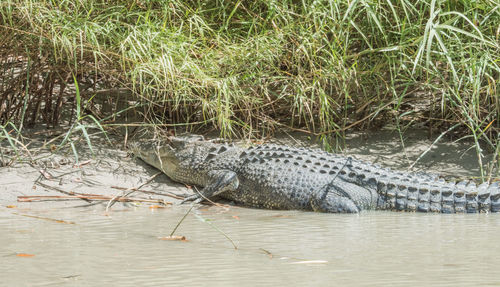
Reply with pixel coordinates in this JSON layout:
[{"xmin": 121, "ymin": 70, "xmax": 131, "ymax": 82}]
[{"xmin": 132, "ymin": 142, "xmax": 180, "ymax": 177}]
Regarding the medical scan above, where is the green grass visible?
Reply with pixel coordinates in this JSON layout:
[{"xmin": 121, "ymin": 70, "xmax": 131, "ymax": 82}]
[{"xmin": 0, "ymin": 0, "xmax": 499, "ymax": 177}]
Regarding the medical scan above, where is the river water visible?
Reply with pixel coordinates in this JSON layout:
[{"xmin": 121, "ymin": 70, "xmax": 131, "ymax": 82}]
[{"xmin": 2, "ymin": 204, "xmax": 500, "ymax": 286}]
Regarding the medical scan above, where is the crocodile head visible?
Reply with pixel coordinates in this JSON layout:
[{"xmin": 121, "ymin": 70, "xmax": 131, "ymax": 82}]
[{"xmin": 131, "ymin": 135, "xmax": 219, "ymax": 183}]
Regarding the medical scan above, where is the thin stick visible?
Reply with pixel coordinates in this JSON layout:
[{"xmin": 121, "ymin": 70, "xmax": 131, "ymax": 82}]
[
  {"xmin": 13, "ymin": 212, "xmax": 75, "ymax": 224},
  {"xmin": 170, "ymin": 205, "xmax": 194, "ymax": 237},
  {"xmin": 408, "ymin": 123, "xmax": 460, "ymax": 170},
  {"xmin": 36, "ymin": 181, "xmax": 92, "ymax": 202},
  {"xmin": 192, "ymin": 186, "xmax": 231, "ymax": 208},
  {"xmin": 106, "ymin": 172, "xmax": 161, "ymax": 211},
  {"xmin": 194, "ymin": 213, "xmax": 238, "ymax": 250},
  {"xmin": 110, "ymin": 185, "xmax": 186, "ymax": 200},
  {"xmin": 18, "ymin": 195, "xmax": 171, "ymax": 204}
]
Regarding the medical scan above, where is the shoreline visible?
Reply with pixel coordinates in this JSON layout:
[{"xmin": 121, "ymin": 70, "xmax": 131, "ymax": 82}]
[{"xmin": 0, "ymin": 129, "xmax": 494, "ymax": 209}]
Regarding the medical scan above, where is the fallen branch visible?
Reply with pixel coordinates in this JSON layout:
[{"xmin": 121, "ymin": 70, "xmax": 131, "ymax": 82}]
[
  {"xmin": 110, "ymin": 185, "xmax": 186, "ymax": 200},
  {"xmin": 35, "ymin": 181, "xmax": 92, "ymax": 202},
  {"xmin": 18, "ymin": 194, "xmax": 172, "ymax": 204},
  {"xmin": 13, "ymin": 212, "xmax": 75, "ymax": 224},
  {"xmin": 106, "ymin": 172, "xmax": 162, "ymax": 211}
]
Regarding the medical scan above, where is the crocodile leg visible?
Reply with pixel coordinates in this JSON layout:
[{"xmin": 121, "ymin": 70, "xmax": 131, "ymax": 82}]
[
  {"xmin": 181, "ymin": 170, "xmax": 239, "ymax": 204},
  {"xmin": 311, "ymin": 180, "xmax": 374, "ymax": 213}
]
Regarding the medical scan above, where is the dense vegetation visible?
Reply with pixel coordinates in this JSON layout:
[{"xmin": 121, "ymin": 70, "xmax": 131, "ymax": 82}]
[{"xmin": 0, "ymin": 0, "xmax": 499, "ymax": 175}]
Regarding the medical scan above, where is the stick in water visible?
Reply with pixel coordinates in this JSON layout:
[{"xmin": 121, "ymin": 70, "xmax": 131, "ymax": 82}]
[{"xmin": 170, "ymin": 205, "xmax": 194, "ymax": 237}]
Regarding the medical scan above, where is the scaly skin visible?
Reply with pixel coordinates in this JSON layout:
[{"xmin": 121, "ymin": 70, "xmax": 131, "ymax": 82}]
[{"xmin": 132, "ymin": 135, "xmax": 500, "ymax": 213}]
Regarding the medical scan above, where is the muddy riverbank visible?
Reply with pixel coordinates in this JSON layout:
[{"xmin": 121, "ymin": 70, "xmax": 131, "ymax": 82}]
[{"xmin": 0, "ymin": 129, "xmax": 492, "ymax": 209}]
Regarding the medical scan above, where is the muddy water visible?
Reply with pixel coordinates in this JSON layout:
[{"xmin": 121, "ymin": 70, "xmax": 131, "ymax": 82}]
[{"xmin": 2, "ymin": 204, "xmax": 500, "ymax": 286}]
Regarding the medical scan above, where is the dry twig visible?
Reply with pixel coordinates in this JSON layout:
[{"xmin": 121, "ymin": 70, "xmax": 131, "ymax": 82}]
[{"xmin": 105, "ymin": 172, "xmax": 162, "ymax": 211}]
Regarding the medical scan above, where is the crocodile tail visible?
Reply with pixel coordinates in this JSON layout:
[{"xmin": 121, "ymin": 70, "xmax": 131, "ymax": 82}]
[{"xmin": 375, "ymin": 178, "xmax": 500, "ymax": 213}]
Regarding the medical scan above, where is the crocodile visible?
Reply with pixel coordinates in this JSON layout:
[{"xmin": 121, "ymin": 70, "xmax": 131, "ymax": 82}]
[{"xmin": 132, "ymin": 135, "xmax": 500, "ymax": 213}]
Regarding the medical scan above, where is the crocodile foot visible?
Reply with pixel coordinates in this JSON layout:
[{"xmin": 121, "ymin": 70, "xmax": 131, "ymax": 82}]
[{"xmin": 311, "ymin": 194, "xmax": 360, "ymax": 213}]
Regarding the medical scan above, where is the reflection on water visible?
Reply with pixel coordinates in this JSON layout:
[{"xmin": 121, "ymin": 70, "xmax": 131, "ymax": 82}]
[{"xmin": 2, "ymin": 205, "xmax": 500, "ymax": 286}]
